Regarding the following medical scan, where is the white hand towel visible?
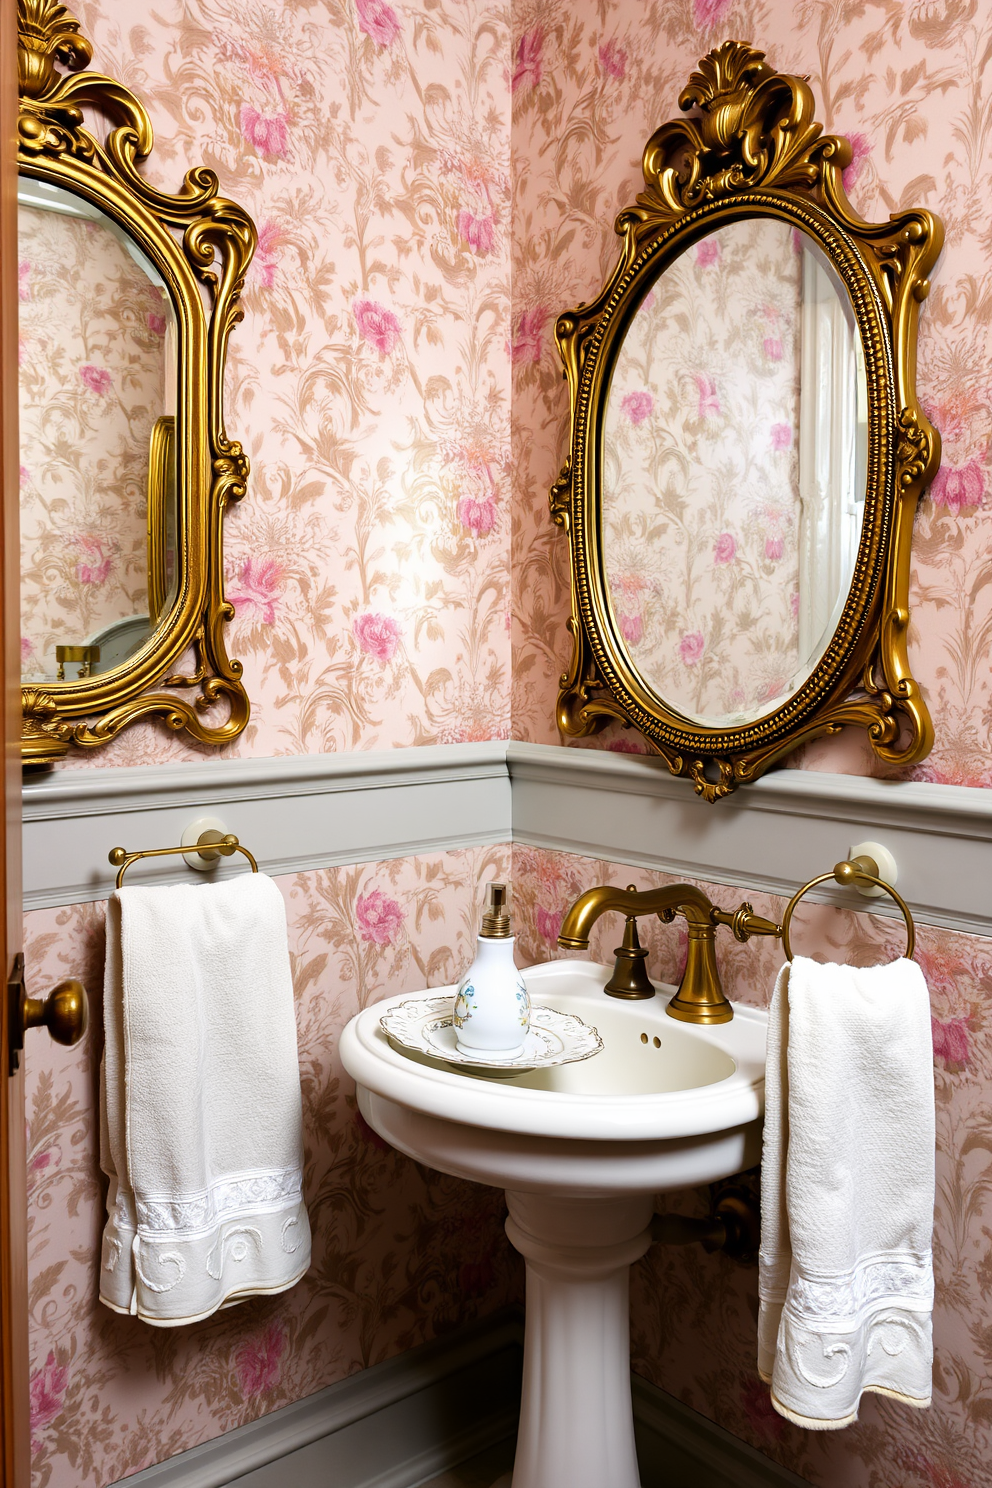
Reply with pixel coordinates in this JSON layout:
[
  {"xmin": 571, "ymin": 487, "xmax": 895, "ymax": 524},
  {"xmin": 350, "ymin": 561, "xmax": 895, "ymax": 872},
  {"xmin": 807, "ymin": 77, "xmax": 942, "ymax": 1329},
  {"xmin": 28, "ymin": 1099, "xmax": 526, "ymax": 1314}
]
[
  {"xmin": 99, "ymin": 872, "xmax": 311, "ymax": 1325},
  {"xmin": 758, "ymin": 955, "xmax": 935, "ymax": 1429}
]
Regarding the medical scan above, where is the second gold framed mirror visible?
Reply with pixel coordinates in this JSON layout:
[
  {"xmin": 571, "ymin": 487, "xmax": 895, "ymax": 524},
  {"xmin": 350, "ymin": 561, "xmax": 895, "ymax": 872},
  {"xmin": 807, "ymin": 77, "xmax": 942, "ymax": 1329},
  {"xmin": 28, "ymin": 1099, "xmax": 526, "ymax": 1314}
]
[
  {"xmin": 17, "ymin": 0, "xmax": 257, "ymax": 765},
  {"xmin": 551, "ymin": 41, "xmax": 942, "ymax": 802}
]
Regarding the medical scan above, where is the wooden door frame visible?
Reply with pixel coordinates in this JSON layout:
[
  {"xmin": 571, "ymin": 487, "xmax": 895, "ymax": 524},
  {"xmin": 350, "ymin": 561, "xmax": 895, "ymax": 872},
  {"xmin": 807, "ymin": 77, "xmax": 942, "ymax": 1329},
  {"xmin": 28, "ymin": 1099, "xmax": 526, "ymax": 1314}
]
[{"xmin": 0, "ymin": 0, "xmax": 27, "ymax": 1478}]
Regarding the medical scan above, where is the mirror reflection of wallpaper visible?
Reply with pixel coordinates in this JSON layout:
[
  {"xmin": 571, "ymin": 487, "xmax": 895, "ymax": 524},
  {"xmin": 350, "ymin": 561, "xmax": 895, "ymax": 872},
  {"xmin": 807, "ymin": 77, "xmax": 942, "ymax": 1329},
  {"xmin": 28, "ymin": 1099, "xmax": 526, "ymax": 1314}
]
[
  {"xmin": 18, "ymin": 205, "xmax": 172, "ymax": 682},
  {"xmin": 602, "ymin": 218, "xmax": 804, "ymax": 727}
]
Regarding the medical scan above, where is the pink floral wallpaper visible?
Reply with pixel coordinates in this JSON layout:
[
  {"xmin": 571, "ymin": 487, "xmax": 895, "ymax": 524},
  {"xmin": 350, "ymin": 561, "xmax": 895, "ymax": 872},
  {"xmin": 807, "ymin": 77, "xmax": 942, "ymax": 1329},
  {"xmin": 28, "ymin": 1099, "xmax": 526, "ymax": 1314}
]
[
  {"xmin": 512, "ymin": 847, "xmax": 992, "ymax": 1488},
  {"xmin": 18, "ymin": 205, "xmax": 171, "ymax": 683},
  {"xmin": 28, "ymin": 842, "xmax": 992, "ymax": 1488},
  {"xmin": 24, "ymin": 847, "xmax": 521, "ymax": 1488},
  {"xmin": 510, "ymin": 0, "xmax": 992, "ymax": 786},
  {"xmin": 51, "ymin": 0, "xmax": 512, "ymax": 768},
  {"xmin": 602, "ymin": 217, "xmax": 804, "ymax": 725},
  {"xmin": 41, "ymin": 0, "xmax": 992, "ymax": 786}
]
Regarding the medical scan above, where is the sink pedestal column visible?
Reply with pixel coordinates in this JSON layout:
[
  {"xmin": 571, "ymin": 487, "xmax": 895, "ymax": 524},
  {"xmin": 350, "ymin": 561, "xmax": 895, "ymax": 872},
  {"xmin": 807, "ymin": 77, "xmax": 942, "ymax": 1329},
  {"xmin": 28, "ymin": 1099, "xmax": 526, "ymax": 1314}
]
[{"xmin": 503, "ymin": 1190, "xmax": 655, "ymax": 1488}]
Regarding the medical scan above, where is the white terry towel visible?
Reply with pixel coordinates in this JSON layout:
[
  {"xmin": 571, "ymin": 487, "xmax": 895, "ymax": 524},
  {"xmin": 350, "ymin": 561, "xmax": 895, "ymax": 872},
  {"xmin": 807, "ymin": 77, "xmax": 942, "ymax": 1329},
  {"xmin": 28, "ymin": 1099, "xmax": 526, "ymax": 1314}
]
[
  {"xmin": 758, "ymin": 955, "xmax": 935, "ymax": 1429},
  {"xmin": 99, "ymin": 872, "xmax": 311, "ymax": 1325}
]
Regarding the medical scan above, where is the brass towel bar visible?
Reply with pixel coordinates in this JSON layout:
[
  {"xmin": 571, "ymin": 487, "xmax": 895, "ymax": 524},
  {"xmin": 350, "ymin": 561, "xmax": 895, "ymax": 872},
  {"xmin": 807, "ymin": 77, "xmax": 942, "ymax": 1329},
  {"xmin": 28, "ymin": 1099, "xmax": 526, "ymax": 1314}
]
[
  {"xmin": 108, "ymin": 833, "xmax": 259, "ymax": 889},
  {"xmin": 780, "ymin": 855, "xmax": 915, "ymax": 963}
]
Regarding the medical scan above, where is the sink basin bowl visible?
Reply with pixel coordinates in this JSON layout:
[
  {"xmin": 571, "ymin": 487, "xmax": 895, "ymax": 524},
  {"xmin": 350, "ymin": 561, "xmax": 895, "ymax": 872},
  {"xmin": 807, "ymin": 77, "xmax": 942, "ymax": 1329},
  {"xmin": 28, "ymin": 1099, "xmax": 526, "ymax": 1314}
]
[
  {"xmin": 340, "ymin": 959, "xmax": 768, "ymax": 1488},
  {"xmin": 341, "ymin": 958, "xmax": 766, "ymax": 1195}
]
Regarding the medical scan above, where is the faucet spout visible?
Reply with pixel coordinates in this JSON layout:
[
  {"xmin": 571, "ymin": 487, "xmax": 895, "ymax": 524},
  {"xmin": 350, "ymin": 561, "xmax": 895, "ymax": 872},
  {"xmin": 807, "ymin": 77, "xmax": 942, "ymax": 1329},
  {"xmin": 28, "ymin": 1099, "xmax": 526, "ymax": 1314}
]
[{"xmin": 557, "ymin": 883, "xmax": 733, "ymax": 1024}]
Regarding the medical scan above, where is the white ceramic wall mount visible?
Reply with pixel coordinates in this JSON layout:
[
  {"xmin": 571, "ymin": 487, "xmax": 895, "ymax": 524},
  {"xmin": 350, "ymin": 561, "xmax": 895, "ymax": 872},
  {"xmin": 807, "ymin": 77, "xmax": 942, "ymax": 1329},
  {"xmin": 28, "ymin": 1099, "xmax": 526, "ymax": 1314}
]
[{"xmin": 848, "ymin": 839, "xmax": 898, "ymax": 899}]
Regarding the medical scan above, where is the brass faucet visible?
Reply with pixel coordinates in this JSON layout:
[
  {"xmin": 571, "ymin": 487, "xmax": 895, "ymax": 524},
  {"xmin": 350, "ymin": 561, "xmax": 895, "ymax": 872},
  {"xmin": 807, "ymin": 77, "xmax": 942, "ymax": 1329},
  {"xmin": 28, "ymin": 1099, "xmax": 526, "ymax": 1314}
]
[{"xmin": 557, "ymin": 883, "xmax": 780, "ymax": 1024}]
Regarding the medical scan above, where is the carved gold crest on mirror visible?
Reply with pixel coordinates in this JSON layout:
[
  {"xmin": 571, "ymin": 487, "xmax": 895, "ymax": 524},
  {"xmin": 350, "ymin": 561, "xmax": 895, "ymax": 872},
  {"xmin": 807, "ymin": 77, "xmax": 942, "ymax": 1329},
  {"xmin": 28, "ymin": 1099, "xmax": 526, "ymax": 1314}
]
[
  {"xmin": 17, "ymin": 0, "xmax": 256, "ymax": 765},
  {"xmin": 551, "ymin": 42, "xmax": 942, "ymax": 802}
]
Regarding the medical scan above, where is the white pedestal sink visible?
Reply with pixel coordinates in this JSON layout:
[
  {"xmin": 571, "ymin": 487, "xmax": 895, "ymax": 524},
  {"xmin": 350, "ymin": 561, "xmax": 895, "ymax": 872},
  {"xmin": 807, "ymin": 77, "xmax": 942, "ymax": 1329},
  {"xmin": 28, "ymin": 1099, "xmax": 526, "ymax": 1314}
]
[{"xmin": 340, "ymin": 960, "xmax": 766, "ymax": 1488}]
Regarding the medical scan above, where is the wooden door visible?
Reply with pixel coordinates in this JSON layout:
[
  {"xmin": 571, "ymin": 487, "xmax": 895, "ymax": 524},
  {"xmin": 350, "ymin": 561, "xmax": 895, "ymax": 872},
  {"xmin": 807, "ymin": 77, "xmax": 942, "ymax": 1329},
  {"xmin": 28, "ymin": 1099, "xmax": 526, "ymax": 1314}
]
[{"xmin": 0, "ymin": 0, "xmax": 27, "ymax": 1478}]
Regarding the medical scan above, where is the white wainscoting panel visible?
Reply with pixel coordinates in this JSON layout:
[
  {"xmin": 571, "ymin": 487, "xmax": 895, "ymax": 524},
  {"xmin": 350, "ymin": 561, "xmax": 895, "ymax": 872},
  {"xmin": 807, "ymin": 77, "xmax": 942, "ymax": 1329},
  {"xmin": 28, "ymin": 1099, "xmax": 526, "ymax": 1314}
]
[{"xmin": 23, "ymin": 741, "xmax": 992, "ymax": 935}]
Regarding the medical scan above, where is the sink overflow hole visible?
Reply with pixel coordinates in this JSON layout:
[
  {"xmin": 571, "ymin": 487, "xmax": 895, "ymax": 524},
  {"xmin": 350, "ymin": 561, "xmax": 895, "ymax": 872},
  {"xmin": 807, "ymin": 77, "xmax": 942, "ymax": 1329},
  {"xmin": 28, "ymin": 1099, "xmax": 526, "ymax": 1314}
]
[{"xmin": 640, "ymin": 1033, "xmax": 662, "ymax": 1048}]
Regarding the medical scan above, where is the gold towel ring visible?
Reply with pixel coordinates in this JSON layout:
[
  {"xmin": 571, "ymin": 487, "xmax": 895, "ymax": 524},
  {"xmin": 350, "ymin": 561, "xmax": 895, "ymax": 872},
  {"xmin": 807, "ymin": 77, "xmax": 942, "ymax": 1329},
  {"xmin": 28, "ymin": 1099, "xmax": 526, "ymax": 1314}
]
[
  {"xmin": 780, "ymin": 861, "xmax": 915, "ymax": 963},
  {"xmin": 108, "ymin": 835, "xmax": 259, "ymax": 889}
]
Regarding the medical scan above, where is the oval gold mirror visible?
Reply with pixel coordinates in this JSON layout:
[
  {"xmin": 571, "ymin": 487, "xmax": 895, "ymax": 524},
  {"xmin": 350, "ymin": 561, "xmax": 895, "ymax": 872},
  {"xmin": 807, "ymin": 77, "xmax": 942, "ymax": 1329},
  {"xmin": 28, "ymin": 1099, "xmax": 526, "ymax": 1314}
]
[
  {"xmin": 551, "ymin": 42, "xmax": 942, "ymax": 801},
  {"xmin": 17, "ymin": 0, "xmax": 256, "ymax": 766}
]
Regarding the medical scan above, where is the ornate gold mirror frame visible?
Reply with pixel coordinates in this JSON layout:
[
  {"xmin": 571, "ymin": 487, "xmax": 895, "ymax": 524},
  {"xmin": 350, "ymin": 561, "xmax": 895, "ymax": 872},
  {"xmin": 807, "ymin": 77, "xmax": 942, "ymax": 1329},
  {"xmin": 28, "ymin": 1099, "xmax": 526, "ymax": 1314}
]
[
  {"xmin": 551, "ymin": 42, "xmax": 942, "ymax": 801},
  {"xmin": 17, "ymin": 0, "xmax": 256, "ymax": 765}
]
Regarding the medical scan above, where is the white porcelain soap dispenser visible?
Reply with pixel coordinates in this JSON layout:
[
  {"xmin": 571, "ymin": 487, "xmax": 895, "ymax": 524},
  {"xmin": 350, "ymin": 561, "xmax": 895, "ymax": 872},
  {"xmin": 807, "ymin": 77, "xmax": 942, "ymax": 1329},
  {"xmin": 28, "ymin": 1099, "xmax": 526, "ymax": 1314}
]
[{"xmin": 453, "ymin": 882, "xmax": 530, "ymax": 1059}]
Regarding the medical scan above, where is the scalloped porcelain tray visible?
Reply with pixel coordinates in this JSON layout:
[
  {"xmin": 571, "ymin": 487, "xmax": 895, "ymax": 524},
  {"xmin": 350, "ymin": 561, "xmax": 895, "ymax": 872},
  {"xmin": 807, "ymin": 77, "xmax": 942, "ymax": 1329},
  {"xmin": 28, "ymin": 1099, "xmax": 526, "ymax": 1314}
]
[{"xmin": 379, "ymin": 994, "xmax": 603, "ymax": 1077}]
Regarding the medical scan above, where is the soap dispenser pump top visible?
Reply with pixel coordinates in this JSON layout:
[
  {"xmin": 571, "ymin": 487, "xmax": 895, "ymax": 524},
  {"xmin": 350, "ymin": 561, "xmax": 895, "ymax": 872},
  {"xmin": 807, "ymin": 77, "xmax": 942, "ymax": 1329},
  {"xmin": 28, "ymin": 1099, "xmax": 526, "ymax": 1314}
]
[{"xmin": 453, "ymin": 882, "xmax": 530, "ymax": 1060}]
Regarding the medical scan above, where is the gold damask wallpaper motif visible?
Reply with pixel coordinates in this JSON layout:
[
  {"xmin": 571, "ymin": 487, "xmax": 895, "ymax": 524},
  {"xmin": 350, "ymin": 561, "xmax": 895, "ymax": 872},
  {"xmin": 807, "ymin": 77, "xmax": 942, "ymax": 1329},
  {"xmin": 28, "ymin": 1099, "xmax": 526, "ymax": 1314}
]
[
  {"xmin": 24, "ymin": 848, "xmax": 520, "ymax": 1488},
  {"xmin": 52, "ymin": 0, "xmax": 992, "ymax": 783},
  {"xmin": 510, "ymin": 0, "xmax": 992, "ymax": 785},
  {"xmin": 55, "ymin": 0, "xmax": 512, "ymax": 767},
  {"xmin": 18, "ymin": 206, "xmax": 170, "ymax": 681}
]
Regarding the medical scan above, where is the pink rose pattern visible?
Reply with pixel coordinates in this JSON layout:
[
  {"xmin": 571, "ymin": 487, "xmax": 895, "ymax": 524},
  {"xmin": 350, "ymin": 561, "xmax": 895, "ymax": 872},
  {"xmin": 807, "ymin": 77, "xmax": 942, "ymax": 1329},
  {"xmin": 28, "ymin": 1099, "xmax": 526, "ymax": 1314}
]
[
  {"xmin": 228, "ymin": 557, "xmax": 284, "ymax": 626},
  {"xmin": 355, "ymin": 886, "xmax": 405, "ymax": 944},
  {"xmin": 598, "ymin": 39, "xmax": 627, "ymax": 80},
  {"xmin": 457, "ymin": 209, "xmax": 496, "ymax": 257},
  {"xmin": 512, "ymin": 28, "xmax": 543, "ymax": 93},
  {"xmin": 356, "ymin": 0, "xmax": 401, "ymax": 48},
  {"xmin": 510, "ymin": 304, "xmax": 547, "ymax": 364},
  {"xmin": 602, "ymin": 219, "xmax": 801, "ymax": 723},
  {"xmin": 235, "ymin": 1324, "xmax": 286, "ymax": 1397},
  {"xmin": 457, "ymin": 495, "xmax": 497, "ymax": 537},
  {"xmin": 679, "ymin": 631, "xmax": 704, "ymax": 666},
  {"xmin": 353, "ymin": 611, "xmax": 401, "ymax": 663},
  {"xmin": 620, "ymin": 390, "xmax": 653, "ymax": 425},
  {"xmin": 78, "ymin": 364, "xmax": 112, "ymax": 396},
  {"xmin": 618, "ymin": 612, "xmax": 642, "ymax": 644},
  {"xmin": 241, "ymin": 103, "xmax": 290, "ymax": 159},
  {"xmin": 353, "ymin": 297, "xmax": 402, "ymax": 357}
]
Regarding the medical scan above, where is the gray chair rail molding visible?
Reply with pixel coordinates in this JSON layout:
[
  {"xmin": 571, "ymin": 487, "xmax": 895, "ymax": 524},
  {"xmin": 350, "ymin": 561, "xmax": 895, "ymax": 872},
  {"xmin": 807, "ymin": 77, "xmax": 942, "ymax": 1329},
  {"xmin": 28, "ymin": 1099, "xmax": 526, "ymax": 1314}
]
[{"xmin": 24, "ymin": 741, "xmax": 992, "ymax": 935}]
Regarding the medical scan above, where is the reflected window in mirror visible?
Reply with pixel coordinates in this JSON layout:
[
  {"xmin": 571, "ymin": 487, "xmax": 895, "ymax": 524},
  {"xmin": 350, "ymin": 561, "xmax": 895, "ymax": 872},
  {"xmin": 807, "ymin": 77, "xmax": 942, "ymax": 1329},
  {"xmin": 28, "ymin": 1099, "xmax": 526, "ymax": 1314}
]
[
  {"xmin": 17, "ymin": 179, "xmax": 178, "ymax": 685},
  {"xmin": 602, "ymin": 218, "xmax": 867, "ymax": 729}
]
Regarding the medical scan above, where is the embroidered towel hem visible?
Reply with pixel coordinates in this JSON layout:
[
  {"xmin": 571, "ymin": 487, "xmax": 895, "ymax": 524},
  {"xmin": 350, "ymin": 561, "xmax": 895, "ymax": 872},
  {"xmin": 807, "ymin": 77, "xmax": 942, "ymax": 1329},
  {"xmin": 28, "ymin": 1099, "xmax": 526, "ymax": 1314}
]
[
  {"xmin": 99, "ymin": 875, "xmax": 312, "ymax": 1325},
  {"xmin": 758, "ymin": 957, "xmax": 935, "ymax": 1430}
]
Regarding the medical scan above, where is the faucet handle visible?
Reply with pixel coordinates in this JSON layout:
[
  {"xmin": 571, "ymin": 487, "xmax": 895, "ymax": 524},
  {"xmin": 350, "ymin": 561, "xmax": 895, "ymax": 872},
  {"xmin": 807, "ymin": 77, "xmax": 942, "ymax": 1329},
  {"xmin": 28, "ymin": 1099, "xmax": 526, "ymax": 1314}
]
[{"xmin": 711, "ymin": 902, "xmax": 782, "ymax": 944}]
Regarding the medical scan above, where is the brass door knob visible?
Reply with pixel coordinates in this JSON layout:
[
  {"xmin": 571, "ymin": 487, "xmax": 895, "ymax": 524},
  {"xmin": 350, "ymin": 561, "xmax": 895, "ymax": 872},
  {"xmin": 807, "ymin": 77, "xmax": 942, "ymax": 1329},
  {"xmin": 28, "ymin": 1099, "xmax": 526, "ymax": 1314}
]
[{"xmin": 23, "ymin": 980, "xmax": 88, "ymax": 1047}]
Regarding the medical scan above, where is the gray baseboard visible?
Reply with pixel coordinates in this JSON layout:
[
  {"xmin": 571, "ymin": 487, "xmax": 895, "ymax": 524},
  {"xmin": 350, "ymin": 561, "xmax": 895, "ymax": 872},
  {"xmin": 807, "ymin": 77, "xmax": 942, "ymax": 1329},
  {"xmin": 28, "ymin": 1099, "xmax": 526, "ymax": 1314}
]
[
  {"xmin": 111, "ymin": 1311, "xmax": 523, "ymax": 1488},
  {"xmin": 634, "ymin": 1372, "xmax": 811, "ymax": 1488},
  {"xmin": 111, "ymin": 1308, "xmax": 809, "ymax": 1488}
]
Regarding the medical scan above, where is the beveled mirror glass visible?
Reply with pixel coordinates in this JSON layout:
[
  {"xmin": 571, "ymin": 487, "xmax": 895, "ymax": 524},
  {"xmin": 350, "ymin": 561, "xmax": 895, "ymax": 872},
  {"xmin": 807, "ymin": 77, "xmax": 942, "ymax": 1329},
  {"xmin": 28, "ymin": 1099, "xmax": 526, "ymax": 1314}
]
[
  {"xmin": 552, "ymin": 42, "xmax": 941, "ymax": 800},
  {"xmin": 18, "ymin": 179, "xmax": 179, "ymax": 685},
  {"xmin": 601, "ymin": 218, "xmax": 868, "ymax": 728},
  {"xmin": 18, "ymin": 0, "xmax": 256, "ymax": 765}
]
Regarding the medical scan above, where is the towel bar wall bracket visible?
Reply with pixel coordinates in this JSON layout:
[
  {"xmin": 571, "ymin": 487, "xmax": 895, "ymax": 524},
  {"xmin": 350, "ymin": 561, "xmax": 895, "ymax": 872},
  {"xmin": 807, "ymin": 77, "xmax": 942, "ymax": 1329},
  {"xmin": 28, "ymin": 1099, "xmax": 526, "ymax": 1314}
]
[{"xmin": 108, "ymin": 834, "xmax": 259, "ymax": 889}]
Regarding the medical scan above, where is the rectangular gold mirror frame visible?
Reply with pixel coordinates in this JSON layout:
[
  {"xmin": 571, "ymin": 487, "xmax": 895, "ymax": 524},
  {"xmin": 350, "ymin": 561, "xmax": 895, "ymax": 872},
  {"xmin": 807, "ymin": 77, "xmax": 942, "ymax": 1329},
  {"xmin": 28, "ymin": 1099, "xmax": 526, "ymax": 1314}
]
[
  {"xmin": 17, "ymin": 0, "xmax": 257, "ymax": 766},
  {"xmin": 550, "ymin": 41, "xmax": 942, "ymax": 802}
]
